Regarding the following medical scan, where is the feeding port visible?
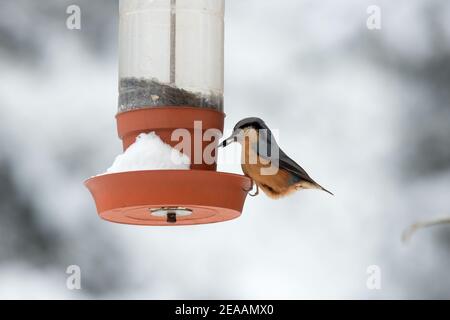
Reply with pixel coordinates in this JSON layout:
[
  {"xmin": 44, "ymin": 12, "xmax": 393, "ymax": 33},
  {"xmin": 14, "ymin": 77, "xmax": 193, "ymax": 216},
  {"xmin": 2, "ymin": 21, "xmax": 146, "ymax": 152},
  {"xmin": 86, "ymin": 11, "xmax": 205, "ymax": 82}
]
[{"xmin": 85, "ymin": 0, "xmax": 251, "ymax": 226}]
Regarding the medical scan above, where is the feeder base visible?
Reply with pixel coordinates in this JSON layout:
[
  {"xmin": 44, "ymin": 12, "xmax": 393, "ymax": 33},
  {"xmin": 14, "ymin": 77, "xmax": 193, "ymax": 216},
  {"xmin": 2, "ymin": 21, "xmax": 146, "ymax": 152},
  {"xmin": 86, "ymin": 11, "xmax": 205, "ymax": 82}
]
[{"xmin": 85, "ymin": 170, "xmax": 251, "ymax": 226}]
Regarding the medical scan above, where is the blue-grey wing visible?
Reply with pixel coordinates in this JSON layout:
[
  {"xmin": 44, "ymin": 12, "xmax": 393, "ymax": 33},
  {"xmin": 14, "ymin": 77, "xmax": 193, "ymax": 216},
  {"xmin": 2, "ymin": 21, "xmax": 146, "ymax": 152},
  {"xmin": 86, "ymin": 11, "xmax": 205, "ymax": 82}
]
[{"xmin": 254, "ymin": 129, "xmax": 317, "ymax": 184}]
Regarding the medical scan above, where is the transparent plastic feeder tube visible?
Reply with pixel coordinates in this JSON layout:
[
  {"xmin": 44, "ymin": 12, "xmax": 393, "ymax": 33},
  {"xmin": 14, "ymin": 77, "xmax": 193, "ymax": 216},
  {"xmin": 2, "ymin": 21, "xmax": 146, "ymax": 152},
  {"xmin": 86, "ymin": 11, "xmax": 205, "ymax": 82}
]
[{"xmin": 119, "ymin": 0, "xmax": 225, "ymax": 113}]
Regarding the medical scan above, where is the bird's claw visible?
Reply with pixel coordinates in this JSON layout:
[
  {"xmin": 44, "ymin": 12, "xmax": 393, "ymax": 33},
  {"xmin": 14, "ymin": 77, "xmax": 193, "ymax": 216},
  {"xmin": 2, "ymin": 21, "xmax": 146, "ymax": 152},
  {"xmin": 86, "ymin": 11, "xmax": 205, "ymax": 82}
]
[
  {"xmin": 243, "ymin": 180, "xmax": 259, "ymax": 197},
  {"xmin": 249, "ymin": 184, "xmax": 259, "ymax": 197}
]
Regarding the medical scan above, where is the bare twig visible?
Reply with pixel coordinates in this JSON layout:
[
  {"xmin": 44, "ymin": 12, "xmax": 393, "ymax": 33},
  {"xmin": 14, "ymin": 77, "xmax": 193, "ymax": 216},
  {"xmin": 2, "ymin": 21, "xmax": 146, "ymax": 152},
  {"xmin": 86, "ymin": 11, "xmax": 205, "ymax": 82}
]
[{"xmin": 402, "ymin": 217, "xmax": 450, "ymax": 244}]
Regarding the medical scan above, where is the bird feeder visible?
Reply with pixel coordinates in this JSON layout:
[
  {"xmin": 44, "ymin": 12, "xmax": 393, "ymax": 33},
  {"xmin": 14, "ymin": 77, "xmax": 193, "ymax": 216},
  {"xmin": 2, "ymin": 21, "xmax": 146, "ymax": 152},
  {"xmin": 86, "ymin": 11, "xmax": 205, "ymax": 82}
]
[{"xmin": 85, "ymin": 0, "xmax": 251, "ymax": 226}]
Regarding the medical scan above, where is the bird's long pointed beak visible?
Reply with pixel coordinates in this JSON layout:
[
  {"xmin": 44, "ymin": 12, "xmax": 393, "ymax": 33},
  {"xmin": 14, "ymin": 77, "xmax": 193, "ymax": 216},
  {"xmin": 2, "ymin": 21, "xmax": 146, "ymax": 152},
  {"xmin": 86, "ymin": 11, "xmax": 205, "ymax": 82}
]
[{"xmin": 219, "ymin": 134, "xmax": 237, "ymax": 148}]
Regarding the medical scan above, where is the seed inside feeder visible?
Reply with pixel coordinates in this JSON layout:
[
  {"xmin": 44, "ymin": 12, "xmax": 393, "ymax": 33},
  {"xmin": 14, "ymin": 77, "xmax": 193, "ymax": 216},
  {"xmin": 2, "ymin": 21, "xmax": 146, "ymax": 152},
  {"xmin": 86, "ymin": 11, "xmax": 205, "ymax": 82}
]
[{"xmin": 118, "ymin": 78, "xmax": 224, "ymax": 113}]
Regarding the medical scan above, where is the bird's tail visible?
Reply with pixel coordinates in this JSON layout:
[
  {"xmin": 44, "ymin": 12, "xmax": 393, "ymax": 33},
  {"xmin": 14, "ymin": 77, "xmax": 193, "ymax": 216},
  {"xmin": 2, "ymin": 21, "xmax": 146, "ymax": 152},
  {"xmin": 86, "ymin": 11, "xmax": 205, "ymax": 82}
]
[
  {"xmin": 296, "ymin": 181, "xmax": 334, "ymax": 196},
  {"xmin": 317, "ymin": 184, "xmax": 334, "ymax": 196}
]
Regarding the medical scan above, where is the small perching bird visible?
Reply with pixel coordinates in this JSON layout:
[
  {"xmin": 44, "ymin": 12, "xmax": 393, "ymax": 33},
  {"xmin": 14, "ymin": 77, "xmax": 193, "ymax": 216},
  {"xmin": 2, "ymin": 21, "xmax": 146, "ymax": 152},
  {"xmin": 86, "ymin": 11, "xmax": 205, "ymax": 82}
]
[{"xmin": 221, "ymin": 117, "xmax": 333, "ymax": 199}]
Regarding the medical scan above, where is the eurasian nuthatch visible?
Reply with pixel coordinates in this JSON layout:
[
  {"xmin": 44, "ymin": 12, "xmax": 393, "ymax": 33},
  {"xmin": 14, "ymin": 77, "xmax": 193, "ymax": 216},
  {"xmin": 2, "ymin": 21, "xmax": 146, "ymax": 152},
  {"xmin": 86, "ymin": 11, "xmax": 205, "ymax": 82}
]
[{"xmin": 221, "ymin": 117, "xmax": 333, "ymax": 199}]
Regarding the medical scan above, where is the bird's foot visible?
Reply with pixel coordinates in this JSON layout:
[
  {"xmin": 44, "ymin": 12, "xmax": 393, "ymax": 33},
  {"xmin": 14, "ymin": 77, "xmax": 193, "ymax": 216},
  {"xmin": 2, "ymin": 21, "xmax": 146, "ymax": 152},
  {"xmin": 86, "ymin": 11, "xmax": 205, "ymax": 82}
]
[
  {"xmin": 249, "ymin": 184, "xmax": 259, "ymax": 197},
  {"xmin": 243, "ymin": 181, "xmax": 259, "ymax": 197}
]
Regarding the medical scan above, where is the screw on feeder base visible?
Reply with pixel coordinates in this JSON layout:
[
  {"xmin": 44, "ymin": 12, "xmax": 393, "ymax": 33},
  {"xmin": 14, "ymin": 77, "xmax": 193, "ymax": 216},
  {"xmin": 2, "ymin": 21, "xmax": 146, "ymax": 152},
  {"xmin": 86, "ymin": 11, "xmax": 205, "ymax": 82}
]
[
  {"xmin": 167, "ymin": 212, "xmax": 177, "ymax": 223},
  {"xmin": 150, "ymin": 207, "xmax": 193, "ymax": 223}
]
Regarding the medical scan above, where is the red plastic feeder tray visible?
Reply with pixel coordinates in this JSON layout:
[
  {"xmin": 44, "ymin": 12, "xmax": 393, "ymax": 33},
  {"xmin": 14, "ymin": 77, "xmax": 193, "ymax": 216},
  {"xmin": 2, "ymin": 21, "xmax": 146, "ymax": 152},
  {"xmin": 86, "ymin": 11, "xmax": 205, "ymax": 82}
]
[
  {"xmin": 85, "ymin": 170, "xmax": 251, "ymax": 226},
  {"xmin": 85, "ymin": 108, "xmax": 251, "ymax": 226}
]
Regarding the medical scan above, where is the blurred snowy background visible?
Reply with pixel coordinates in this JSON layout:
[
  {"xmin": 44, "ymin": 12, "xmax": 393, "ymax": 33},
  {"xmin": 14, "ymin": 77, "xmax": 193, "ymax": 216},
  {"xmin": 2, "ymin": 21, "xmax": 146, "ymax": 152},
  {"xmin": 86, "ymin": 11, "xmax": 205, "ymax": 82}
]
[{"xmin": 1, "ymin": 0, "xmax": 450, "ymax": 299}]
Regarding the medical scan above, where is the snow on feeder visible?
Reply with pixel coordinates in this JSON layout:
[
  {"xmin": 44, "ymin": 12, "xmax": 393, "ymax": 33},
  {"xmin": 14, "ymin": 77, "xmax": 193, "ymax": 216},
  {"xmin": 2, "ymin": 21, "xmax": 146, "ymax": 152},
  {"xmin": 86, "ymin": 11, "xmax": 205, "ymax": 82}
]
[{"xmin": 85, "ymin": 0, "xmax": 251, "ymax": 226}]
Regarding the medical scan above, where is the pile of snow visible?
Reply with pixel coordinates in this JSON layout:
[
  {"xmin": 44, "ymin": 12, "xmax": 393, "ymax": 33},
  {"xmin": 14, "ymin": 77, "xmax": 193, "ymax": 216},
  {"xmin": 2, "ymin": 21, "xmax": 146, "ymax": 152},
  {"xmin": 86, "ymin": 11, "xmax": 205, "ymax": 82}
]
[{"xmin": 105, "ymin": 132, "xmax": 190, "ymax": 174}]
